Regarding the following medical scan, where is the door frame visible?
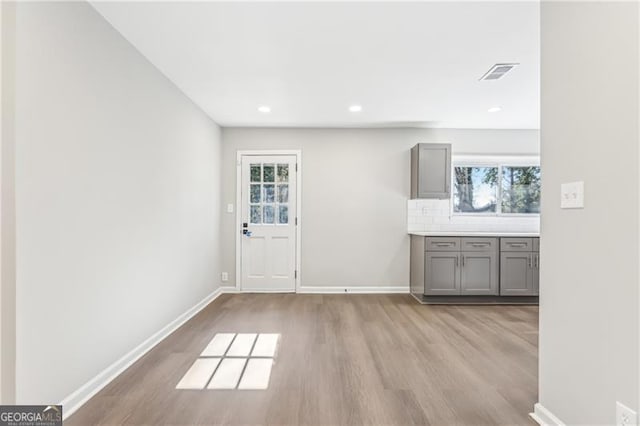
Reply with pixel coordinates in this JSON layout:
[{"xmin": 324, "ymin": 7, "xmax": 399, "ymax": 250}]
[{"xmin": 235, "ymin": 150, "xmax": 302, "ymax": 293}]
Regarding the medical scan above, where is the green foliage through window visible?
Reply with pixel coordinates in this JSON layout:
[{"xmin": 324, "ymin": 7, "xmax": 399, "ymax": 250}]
[
  {"xmin": 501, "ymin": 167, "xmax": 541, "ymax": 213},
  {"xmin": 453, "ymin": 167, "xmax": 497, "ymax": 213},
  {"xmin": 453, "ymin": 165, "xmax": 540, "ymax": 214}
]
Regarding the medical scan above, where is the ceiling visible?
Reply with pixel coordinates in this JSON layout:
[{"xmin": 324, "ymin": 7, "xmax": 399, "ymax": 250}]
[{"xmin": 91, "ymin": 1, "xmax": 540, "ymax": 129}]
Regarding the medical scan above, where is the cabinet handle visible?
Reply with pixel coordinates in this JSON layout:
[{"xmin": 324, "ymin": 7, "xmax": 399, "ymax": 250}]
[
  {"xmin": 435, "ymin": 243, "xmax": 454, "ymax": 247},
  {"xmin": 528, "ymin": 254, "xmax": 532, "ymax": 268},
  {"xmin": 470, "ymin": 243, "xmax": 489, "ymax": 247},
  {"xmin": 510, "ymin": 243, "xmax": 527, "ymax": 248},
  {"xmin": 455, "ymin": 256, "xmax": 458, "ymax": 267},
  {"xmin": 535, "ymin": 254, "xmax": 539, "ymax": 269},
  {"xmin": 461, "ymin": 255, "xmax": 465, "ymax": 267}
]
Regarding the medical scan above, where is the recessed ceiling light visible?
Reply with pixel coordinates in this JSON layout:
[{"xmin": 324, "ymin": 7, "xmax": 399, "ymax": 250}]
[
  {"xmin": 488, "ymin": 107, "xmax": 502, "ymax": 113},
  {"xmin": 258, "ymin": 106, "xmax": 271, "ymax": 113},
  {"xmin": 349, "ymin": 105, "xmax": 362, "ymax": 113}
]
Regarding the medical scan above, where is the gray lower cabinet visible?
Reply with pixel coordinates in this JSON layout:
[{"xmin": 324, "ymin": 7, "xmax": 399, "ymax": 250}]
[
  {"xmin": 424, "ymin": 237, "xmax": 498, "ymax": 296},
  {"xmin": 424, "ymin": 252, "xmax": 460, "ymax": 295},
  {"xmin": 499, "ymin": 238, "xmax": 540, "ymax": 296},
  {"xmin": 460, "ymin": 251, "xmax": 498, "ymax": 295},
  {"xmin": 532, "ymin": 252, "xmax": 540, "ymax": 295},
  {"xmin": 414, "ymin": 235, "xmax": 539, "ymax": 298}
]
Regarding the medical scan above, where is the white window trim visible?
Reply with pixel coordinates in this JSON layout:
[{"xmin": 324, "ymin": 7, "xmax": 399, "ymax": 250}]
[{"xmin": 451, "ymin": 155, "xmax": 541, "ymax": 217}]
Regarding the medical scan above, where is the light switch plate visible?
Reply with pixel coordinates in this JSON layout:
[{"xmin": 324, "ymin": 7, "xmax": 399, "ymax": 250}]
[
  {"xmin": 560, "ymin": 181, "xmax": 584, "ymax": 209},
  {"xmin": 226, "ymin": 203, "xmax": 234, "ymax": 213},
  {"xmin": 616, "ymin": 401, "xmax": 637, "ymax": 426}
]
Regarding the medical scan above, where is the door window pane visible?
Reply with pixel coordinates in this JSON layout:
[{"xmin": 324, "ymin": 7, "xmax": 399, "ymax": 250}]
[
  {"xmin": 250, "ymin": 206, "xmax": 262, "ymax": 224},
  {"xmin": 278, "ymin": 205, "xmax": 289, "ymax": 224},
  {"xmin": 263, "ymin": 164, "xmax": 275, "ymax": 182},
  {"xmin": 501, "ymin": 166, "xmax": 541, "ymax": 213},
  {"xmin": 263, "ymin": 185, "xmax": 275, "ymax": 203},
  {"xmin": 277, "ymin": 164, "xmax": 289, "ymax": 182},
  {"xmin": 248, "ymin": 161, "xmax": 293, "ymax": 226},
  {"xmin": 263, "ymin": 205, "xmax": 275, "ymax": 224},
  {"xmin": 250, "ymin": 165, "xmax": 261, "ymax": 182},
  {"xmin": 250, "ymin": 184, "xmax": 261, "ymax": 203},
  {"xmin": 277, "ymin": 185, "xmax": 289, "ymax": 203},
  {"xmin": 453, "ymin": 167, "xmax": 498, "ymax": 213}
]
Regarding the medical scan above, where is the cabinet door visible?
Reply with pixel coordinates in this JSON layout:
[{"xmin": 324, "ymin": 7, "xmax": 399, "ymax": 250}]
[
  {"xmin": 500, "ymin": 252, "xmax": 534, "ymax": 296},
  {"xmin": 413, "ymin": 144, "xmax": 451, "ymax": 199},
  {"xmin": 460, "ymin": 251, "xmax": 498, "ymax": 295},
  {"xmin": 424, "ymin": 252, "xmax": 460, "ymax": 295},
  {"xmin": 532, "ymin": 252, "xmax": 540, "ymax": 295}
]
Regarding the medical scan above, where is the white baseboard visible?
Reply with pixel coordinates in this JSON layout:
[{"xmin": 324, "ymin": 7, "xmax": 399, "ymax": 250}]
[
  {"xmin": 530, "ymin": 403, "xmax": 566, "ymax": 426},
  {"xmin": 60, "ymin": 287, "xmax": 224, "ymax": 420},
  {"xmin": 297, "ymin": 286, "xmax": 410, "ymax": 294}
]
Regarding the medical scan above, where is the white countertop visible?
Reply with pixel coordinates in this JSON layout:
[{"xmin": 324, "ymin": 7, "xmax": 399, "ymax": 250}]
[{"xmin": 409, "ymin": 231, "xmax": 540, "ymax": 237}]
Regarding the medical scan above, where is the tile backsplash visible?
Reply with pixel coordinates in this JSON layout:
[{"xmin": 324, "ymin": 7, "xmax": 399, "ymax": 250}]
[{"xmin": 408, "ymin": 199, "xmax": 540, "ymax": 234}]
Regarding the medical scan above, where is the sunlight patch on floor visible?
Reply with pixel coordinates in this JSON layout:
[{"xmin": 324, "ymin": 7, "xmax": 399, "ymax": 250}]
[{"xmin": 176, "ymin": 333, "xmax": 279, "ymax": 390}]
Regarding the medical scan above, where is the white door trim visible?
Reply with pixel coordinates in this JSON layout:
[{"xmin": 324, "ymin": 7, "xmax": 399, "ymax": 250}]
[{"xmin": 235, "ymin": 150, "xmax": 302, "ymax": 293}]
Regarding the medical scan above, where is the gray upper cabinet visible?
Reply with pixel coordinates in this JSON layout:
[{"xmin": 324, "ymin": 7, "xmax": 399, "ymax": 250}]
[
  {"xmin": 460, "ymin": 251, "xmax": 498, "ymax": 295},
  {"xmin": 411, "ymin": 143, "xmax": 452, "ymax": 199},
  {"xmin": 424, "ymin": 252, "xmax": 460, "ymax": 295}
]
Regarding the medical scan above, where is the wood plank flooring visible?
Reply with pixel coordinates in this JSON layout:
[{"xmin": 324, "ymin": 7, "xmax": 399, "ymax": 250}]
[{"xmin": 66, "ymin": 294, "xmax": 538, "ymax": 426}]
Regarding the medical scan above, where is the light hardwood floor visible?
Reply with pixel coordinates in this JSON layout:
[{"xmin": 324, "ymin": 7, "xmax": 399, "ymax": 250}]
[{"xmin": 67, "ymin": 294, "xmax": 538, "ymax": 426}]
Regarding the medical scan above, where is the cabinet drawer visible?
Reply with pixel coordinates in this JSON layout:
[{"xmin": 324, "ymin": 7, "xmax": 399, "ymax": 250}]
[
  {"xmin": 500, "ymin": 237, "xmax": 533, "ymax": 252},
  {"xmin": 533, "ymin": 238, "xmax": 540, "ymax": 252},
  {"xmin": 461, "ymin": 237, "xmax": 497, "ymax": 252},
  {"xmin": 425, "ymin": 237, "xmax": 460, "ymax": 252}
]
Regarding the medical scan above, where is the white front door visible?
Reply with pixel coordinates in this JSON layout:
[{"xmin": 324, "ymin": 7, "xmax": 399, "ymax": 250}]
[{"xmin": 240, "ymin": 155, "xmax": 297, "ymax": 292}]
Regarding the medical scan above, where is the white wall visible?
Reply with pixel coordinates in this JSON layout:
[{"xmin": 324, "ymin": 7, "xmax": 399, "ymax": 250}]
[
  {"xmin": 221, "ymin": 128, "xmax": 539, "ymax": 290},
  {"xmin": 538, "ymin": 2, "xmax": 639, "ymax": 424},
  {"xmin": 14, "ymin": 2, "xmax": 222, "ymax": 404}
]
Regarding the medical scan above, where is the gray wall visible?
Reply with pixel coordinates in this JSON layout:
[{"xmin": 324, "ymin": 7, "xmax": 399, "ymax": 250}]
[
  {"xmin": 14, "ymin": 2, "xmax": 222, "ymax": 403},
  {"xmin": 221, "ymin": 128, "xmax": 539, "ymax": 289},
  {"xmin": 539, "ymin": 2, "xmax": 639, "ymax": 423}
]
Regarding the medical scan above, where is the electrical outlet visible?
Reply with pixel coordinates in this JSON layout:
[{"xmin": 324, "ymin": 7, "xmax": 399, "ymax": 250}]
[
  {"xmin": 617, "ymin": 402, "xmax": 637, "ymax": 426},
  {"xmin": 221, "ymin": 272, "xmax": 229, "ymax": 282}
]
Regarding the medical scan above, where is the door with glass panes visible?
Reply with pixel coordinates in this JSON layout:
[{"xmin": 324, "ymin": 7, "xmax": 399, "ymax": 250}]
[{"xmin": 240, "ymin": 155, "xmax": 297, "ymax": 292}]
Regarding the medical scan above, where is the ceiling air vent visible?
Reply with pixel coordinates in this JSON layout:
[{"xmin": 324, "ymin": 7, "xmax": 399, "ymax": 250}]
[{"xmin": 479, "ymin": 63, "xmax": 519, "ymax": 81}]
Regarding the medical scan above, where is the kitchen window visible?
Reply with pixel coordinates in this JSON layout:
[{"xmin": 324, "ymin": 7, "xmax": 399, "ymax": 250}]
[
  {"xmin": 453, "ymin": 166, "xmax": 498, "ymax": 213},
  {"xmin": 453, "ymin": 161, "xmax": 540, "ymax": 215}
]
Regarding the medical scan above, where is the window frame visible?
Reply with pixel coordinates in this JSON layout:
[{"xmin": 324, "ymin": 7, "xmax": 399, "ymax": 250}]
[{"xmin": 451, "ymin": 155, "xmax": 541, "ymax": 217}]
